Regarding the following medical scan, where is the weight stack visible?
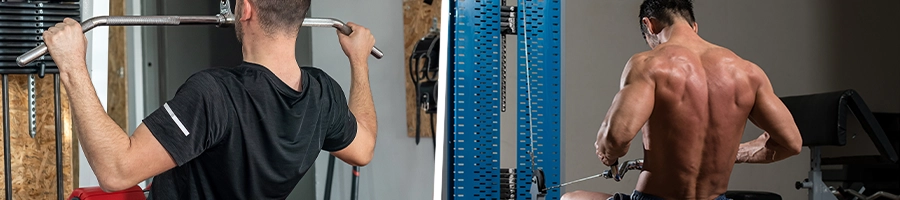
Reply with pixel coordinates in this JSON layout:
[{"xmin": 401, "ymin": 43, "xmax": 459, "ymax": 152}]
[
  {"xmin": 501, "ymin": 168, "xmax": 517, "ymax": 200},
  {"xmin": 0, "ymin": 1, "xmax": 80, "ymax": 70},
  {"xmin": 1, "ymin": 1, "xmax": 80, "ymax": 200}
]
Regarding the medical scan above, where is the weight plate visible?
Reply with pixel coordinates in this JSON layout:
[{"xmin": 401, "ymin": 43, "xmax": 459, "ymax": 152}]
[
  {"xmin": 0, "ymin": 15, "xmax": 73, "ymax": 22},
  {"xmin": 0, "ymin": 42, "xmax": 41, "ymax": 47},
  {"xmin": 0, "ymin": 48, "xmax": 30, "ymax": 55},
  {"xmin": 0, "ymin": 2, "xmax": 80, "ymax": 10},
  {"xmin": 0, "ymin": 35, "xmax": 42, "ymax": 41},
  {"xmin": 0, "ymin": 8, "xmax": 80, "ymax": 16},
  {"xmin": 0, "ymin": 28, "xmax": 44, "ymax": 34},
  {"xmin": 0, "ymin": 21, "xmax": 55, "ymax": 28}
]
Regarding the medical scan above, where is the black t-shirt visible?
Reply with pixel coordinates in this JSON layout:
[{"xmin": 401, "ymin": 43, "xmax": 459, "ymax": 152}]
[{"xmin": 143, "ymin": 62, "xmax": 357, "ymax": 199}]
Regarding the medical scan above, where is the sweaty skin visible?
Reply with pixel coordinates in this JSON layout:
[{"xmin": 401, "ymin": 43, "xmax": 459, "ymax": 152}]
[
  {"xmin": 633, "ymin": 42, "xmax": 759, "ymax": 200},
  {"xmin": 571, "ymin": 19, "xmax": 802, "ymax": 200}
]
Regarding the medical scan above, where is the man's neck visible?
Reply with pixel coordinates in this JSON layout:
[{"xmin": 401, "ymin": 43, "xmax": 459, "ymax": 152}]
[
  {"xmin": 242, "ymin": 34, "xmax": 300, "ymax": 69},
  {"xmin": 241, "ymin": 33, "xmax": 303, "ymax": 91},
  {"xmin": 659, "ymin": 21, "xmax": 704, "ymax": 45}
]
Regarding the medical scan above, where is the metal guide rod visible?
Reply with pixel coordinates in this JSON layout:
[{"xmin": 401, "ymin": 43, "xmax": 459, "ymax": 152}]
[
  {"xmin": 55, "ymin": 75, "xmax": 63, "ymax": 200},
  {"xmin": 324, "ymin": 155, "xmax": 335, "ymax": 200},
  {"xmin": 3, "ymin": 74, "xmax": 11, "ymax": 200},
  {"xmin": 18, "ymin": 0, "xmax": 384, "ymax": 67},
  {"xmin": 351, "ymin": 166, "xmax": 360, "ymax": 200}
]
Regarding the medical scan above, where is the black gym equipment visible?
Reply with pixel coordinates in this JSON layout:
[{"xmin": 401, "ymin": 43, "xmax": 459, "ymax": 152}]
[
  {"xmin": 500, "ymin": 168, "xmax": 517, "ymax": 199},
  {"xmin": 727, "ymin": 89, "xmax": 898, "ymax": 200},
  {"xmin": 0, "ymin": 1, "xmax": 76, "ymax": 199},
  {"xmin": 408, "ymin": 18, "xmax": 439, "ymax": 146},
  {"xmin": 784, "ymin": 90, "xmax": 898, "ymax": 200}
]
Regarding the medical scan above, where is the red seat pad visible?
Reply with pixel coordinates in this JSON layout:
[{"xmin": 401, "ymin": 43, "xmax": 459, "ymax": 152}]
[{"xmin": 68, "ymin": 185, "xmax": 146, "ymax": 200}]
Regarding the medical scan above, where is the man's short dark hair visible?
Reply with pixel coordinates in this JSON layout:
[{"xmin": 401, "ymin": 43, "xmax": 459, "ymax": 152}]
[
  {"xmin": 639, "ymin": 0, "xmax": 696, "ymax": 38},
  {"xmin": 252, "ymin": 0, "xmax": 310, "ymax": 35}
]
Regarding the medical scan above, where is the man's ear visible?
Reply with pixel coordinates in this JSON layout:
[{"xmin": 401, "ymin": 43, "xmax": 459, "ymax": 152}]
[
  {"xmin": 239, "ymin": 0, "xmax": 253, "ymax": 21},
  {"xmin": 642, "ymin": 17, "xmax": 663, "ymax": 35},
  {"xmin": 692, "ymin": 22, "xmax": 699, "ymax": 33},
  {"xmin": 641, "ymin": 17, "xmax": 654, "ymax": 34}
]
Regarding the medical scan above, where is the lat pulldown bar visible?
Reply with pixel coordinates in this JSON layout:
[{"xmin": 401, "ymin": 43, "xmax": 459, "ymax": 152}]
[{"xmin": 16, "ymin": 0, "xmax": 384, "ymax": 67}]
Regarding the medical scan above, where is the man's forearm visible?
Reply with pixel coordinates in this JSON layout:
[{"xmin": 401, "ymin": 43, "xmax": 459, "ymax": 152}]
[
  {"xmin": 736, "ymin": 132, "xmax": 795, "ymax": 163},
  {"xmin": 348, "ymin": 61, "xmax": 377, "ymax": 136},
  {"xmin": 596, "ymin": 126, "xmax": 630, "ymax": 165},
  {"xmin": 60, "ymin": 67, "xmax": 130, "ymax": 182}
]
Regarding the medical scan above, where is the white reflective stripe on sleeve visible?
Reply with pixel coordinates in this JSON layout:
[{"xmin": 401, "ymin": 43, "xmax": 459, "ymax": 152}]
[{"xmin": 163, "ymin": 103, "xmax": 191, "ymax": 136}]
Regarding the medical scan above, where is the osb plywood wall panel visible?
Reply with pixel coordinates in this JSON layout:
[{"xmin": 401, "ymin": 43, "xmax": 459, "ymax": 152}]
[
  {"xmin": 404, "ymin": 0, "xmax": 441, "ymax": 138},
  {"xmin": 0, "ymin": 75, "xmax": 75, "ymax": 199},
  {"xmin": 108, "ymin": 0, "xmax": 128, "ymax": 131}
]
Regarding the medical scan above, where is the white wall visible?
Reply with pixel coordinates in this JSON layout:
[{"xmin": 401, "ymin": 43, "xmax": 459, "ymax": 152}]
[
  {"xmin": 126, "ymin": 0, "xmax": 144, "ymax": 135},
  {"xmin": 310, "ymin": 0, "xmax": 435, "ymax": 200},
  {"xmin": 79, "ymin": 0, "xmax": 110, "ymax": 188},
  {"xmin": 561, "ymin": 1, "xmax": 899, "ymax": 200}
]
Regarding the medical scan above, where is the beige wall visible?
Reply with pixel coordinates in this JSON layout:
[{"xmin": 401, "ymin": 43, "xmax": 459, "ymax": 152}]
[{"xmin": 560, "ymin": 0, "xmax": 900, "ymax": 199}]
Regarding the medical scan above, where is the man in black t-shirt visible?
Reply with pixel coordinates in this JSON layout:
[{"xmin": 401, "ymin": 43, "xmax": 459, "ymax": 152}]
[{"xmin": 41, "ymin": 0, "xmax": 379, "ymax": 198}]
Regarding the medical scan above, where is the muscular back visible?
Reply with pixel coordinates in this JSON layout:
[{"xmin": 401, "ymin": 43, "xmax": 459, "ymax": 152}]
[{"xmin": 633, "ymin": 44, "xmax": 763, "ymax": 199}]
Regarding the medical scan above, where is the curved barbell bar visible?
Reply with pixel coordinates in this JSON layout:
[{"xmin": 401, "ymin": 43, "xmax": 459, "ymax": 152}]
[{"xmin": 17, "ymin": 15, "xmax": 384, "ymax": 67}]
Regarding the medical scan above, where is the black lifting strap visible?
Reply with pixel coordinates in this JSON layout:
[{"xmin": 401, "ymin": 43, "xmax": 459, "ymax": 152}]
[{"xmin": 409, "ymin": 32, "xmax": 440, "ymax": 146}]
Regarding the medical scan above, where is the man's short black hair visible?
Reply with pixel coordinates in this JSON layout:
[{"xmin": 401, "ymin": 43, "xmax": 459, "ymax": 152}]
[
  {"xmin": 639, "ymin": 0, "xmax": 696, "ymax": 38},
  {"xmin": 252, "ymin": 0, "xmax": 310, "ymax": 35}
]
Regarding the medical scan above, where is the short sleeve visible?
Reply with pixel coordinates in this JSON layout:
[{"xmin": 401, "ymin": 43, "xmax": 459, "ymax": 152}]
[
  {"xmin": 319, "ymin": 71, "xmax": 358, "ymax": 152},
  {"xmin": 143, "ymin": 71, "xmax": 233, "ymax": 166}
]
